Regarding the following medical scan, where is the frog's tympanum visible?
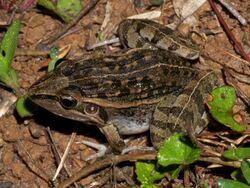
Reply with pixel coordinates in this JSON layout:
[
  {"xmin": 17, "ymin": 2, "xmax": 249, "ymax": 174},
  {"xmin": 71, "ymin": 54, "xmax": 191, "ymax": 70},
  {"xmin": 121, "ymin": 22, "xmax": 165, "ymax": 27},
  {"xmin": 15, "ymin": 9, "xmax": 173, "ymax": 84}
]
[{"xmin": 28, "ymin": 19, "xmax": 218, "ymax": 152}]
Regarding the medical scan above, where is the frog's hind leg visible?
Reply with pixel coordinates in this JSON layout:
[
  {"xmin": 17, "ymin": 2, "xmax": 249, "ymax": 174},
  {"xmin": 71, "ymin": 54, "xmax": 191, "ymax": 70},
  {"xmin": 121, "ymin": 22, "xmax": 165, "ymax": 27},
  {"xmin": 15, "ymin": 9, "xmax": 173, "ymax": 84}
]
[{"xmin": 150, "ymin": 72, "xmax": 218, "ymax": 149}]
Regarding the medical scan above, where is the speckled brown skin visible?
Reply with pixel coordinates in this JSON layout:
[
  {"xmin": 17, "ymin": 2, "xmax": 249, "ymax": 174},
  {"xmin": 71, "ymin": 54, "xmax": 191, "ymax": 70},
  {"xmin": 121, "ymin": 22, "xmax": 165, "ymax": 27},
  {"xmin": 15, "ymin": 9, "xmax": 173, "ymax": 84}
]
[
  {"xmin": 118, "ymin": 19, "xmax": 200, "ymax": 60},
  {"xmin": 28, "ymin": 19, "xmax": 218, "ymax": 152},
  {"xmin": 150, "ymin": 72, "xmax": 218, "ymax": 149}
]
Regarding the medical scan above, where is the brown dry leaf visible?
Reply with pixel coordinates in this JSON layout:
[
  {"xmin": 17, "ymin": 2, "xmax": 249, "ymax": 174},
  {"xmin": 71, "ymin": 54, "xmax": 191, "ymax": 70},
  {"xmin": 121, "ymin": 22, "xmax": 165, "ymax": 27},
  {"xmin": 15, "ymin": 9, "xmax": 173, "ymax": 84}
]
[{"xmin": 172, "ymin": 0, "xmax": 206, "ymax": 19}]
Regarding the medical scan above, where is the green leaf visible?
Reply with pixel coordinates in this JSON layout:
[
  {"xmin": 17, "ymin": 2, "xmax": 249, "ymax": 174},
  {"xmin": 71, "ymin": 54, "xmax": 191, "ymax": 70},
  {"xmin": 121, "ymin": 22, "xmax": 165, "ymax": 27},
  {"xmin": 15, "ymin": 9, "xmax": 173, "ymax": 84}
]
[
  {"xmin": 57, "ymin": 0, "xmax": 81, "ymax": 22},
  {"xmin": 231, "ymin": 169, "xmax": 244, "ymax": 182},
  {"xmin": 48, "ymin": 46, "xmax": 59, "ymax": 72},
  {"xmin": 208, "ymin": 86, "xmax": 247, "ymax": 132},
  {"xmin": 37, "ymin": 0, "xmax": 56, "ymax": 12},
  {"xmin": 218, "ymin": 179, "xmax": 249, "ymax": 188},
  {"xmin": 0, "ymin": 19, "xmax": 21, "ymax": 89},
  {"xmin": 49, "ymin": 46, "xmax": 58, "ymax": 59},
  {"xmin": 16, "ymin": 94, "xmax": 37, "ymax": 118},
  {"xmin": 170, "ymin": 165, "xmax": 182, "ymax": 179},
  {"xmin": 223, "ymin": 148, "xmax": 250, "ymax": 160},
  {"xmin": 37, "ymin": 0, "xmax": 81, "ymax": 23},
  {"xmin": 157, "ymin": 134, "xmax": 200, "ymax": 167},
  {"xmin": 241, "ymin": 160, "xmax": 250, "ymax": 184},
  {"xmin": 135, "ymin": 161, "xmax": 164, "ymax": 185}
]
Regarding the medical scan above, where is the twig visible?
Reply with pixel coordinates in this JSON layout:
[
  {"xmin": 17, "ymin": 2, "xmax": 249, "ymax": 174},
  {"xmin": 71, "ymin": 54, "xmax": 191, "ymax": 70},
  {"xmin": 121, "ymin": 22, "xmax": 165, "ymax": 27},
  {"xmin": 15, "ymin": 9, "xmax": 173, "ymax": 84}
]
[
  {"xmin": 183, "ymin": 166, "xmax": 190, "ymax": 188},
  {"xmin": 217, "ymin": 0, "xmax": 247, "ymax": 25},
  {"xmin": 46, "ymin": 127, "xmax": 79, "ymax": 188},
  {"xmin": 197, "ymin": 138, "xmax": 228, "ymax": 148},
  {"xmin": 40, "ymin": 0, "xmax": 100, "ymax": 45},
  {"xmin": 56, "ymin": 152, "xmax": 157, "ymax": 188},
  {"xmin": 207, "ymin": 0, "xmax": 250, "ymax": 63},
  {"xmin": 199, "ymin": 157, "xmax": 240, "ymax": 168},
  {"xmin": 56, "ymin": 147, "xmax": 246, "ymax": 187},
  {"xmin": 100, "ymin": 1, "xmax": 112, "ymax": 31},
  {"xmin": 87, "ymin": 37, "xmax": 120, "ymax": 50},
  {"xmin": 53, "ymin": 132, "xmax": 77, "ymax": 181}
]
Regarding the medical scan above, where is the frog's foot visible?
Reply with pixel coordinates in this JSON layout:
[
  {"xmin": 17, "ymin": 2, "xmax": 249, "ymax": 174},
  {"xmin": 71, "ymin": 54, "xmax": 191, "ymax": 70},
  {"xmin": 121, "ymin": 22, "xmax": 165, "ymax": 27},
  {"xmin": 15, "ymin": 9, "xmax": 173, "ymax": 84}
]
[
  {"xmin": 79, "ymin": 140, "xmax": 107, "ymax": 161},
  {"xmin": 121, "ymin": 139, "xmax": 155, "ymax": 154}
]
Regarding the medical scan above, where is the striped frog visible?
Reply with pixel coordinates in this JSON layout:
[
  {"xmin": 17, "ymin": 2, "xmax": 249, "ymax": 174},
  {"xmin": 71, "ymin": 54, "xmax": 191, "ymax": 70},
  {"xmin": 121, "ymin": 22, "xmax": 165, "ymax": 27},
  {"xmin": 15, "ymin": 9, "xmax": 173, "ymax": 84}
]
[{"xmin": 28, "ymin": 19, "xmax": 218, "ymax": 151}]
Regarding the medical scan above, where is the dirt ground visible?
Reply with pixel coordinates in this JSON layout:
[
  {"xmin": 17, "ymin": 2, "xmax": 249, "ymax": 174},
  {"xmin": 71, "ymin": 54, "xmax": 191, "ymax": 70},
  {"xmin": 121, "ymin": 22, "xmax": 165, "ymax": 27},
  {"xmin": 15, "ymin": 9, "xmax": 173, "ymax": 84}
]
[{"xmin": 0, "ymin": 0, "xmax": 250, "ymax": 187}]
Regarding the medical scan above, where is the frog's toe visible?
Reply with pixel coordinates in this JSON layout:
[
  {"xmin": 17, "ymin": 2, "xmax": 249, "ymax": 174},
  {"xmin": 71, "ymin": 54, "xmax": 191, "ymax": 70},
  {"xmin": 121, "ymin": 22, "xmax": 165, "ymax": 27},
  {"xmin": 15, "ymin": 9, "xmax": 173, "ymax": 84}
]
[
  {"xmin": 121, "ymin": 146, "xmax": 155, "ymax": 154},
  {"xmin": 78, "ymin": 140, "xmax": 107, "ymax": 161}
]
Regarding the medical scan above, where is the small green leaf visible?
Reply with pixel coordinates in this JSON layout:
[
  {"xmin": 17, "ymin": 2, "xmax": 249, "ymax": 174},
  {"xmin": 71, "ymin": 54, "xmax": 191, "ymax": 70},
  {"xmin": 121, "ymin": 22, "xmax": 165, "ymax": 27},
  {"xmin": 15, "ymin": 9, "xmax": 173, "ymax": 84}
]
[
  {"xmin": 218, "ymin": 179, "xmax": 249, "ymax": 188},
  {"xmin": 37, "ymin": 0, "xmax": 81, "ymax": 22},
  {"xmin": 231, "ymin": 169, "xmax": 244, "ymax": 181},
  {"xmin": 0, "ymin": 19, "xmax": 21, "ymax": 89},
  {"xmin": 48, "ymin": 47, "xmax": 59, "ymax": 72},
  {"xmin": 209, "ymin": 86, "xmax": 236, "ymax": 110},
  {"xmin": 223, "ymin": 148, "xmax": 250, "ymax": 160},
  {"xmin": 16, "ymin": 95, "xmax": 37, "ymax": 118},
  {"xmin": 208, "ymin": 86, "xmax": 247, "ymax": 132},
  {"xmin": 157, "ymin": 134, "xmax": 200, "ymax": 167},
  {"xmin": 50, "ymin": 46, "xmax": 59, "ymax": 59},
  {"xmin": 0, "ymin": 19, "xmax": 21, "ymax": 71},
  {"xmin": 241, "ymin": 160, "xmax": 250, "ymax": 184},
  {"xmin": 57, "ymin": 0, "xmax": 81, "ymax": 22},
  {"xmin": 170, "ymin": 165, "xmax": 182, "ymax": 179},
  {"xmin": 135, "ymin": 161, "xmax": 164, "ymax": 185},
  {"xmin": 37, "ymin": 0, "xmax": 56, "ymax": 11}
]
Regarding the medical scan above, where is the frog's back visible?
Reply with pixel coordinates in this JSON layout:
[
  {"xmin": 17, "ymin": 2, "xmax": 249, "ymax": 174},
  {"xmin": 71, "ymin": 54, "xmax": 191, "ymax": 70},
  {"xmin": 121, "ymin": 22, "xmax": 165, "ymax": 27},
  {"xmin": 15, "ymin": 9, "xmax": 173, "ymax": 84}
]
[{"xmin": 59, "ymin": 49, "xmax": 199, "ymax": 106}]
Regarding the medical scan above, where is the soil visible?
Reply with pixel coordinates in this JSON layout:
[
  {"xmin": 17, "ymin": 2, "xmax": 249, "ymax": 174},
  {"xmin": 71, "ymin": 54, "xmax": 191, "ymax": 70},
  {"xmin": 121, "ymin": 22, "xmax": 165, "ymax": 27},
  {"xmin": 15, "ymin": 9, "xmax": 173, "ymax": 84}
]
[{"xmin": 0, "ymin": 0, "xmax": 250, "ymax": 187}]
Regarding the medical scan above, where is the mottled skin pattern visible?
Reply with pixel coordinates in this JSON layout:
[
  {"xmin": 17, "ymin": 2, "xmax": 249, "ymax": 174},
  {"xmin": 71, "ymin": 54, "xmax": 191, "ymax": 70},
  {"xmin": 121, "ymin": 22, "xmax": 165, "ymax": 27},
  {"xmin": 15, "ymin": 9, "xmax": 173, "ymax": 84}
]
[
  {"xmin": 28, "ymin": 19, "xmax": 218, "ymax": 152},
  {"xmin": 150, "ymin": 72, "xmax": 218, "ymax": 149},
  {"xmin": 118, "ymin": 19, "xmax": 200, "ymax": 60}
]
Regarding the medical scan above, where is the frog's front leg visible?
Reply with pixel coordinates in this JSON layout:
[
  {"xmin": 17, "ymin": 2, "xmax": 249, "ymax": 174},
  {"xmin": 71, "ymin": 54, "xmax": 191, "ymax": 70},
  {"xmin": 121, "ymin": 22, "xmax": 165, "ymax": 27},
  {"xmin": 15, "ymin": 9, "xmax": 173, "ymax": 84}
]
[
  {"xmin": 101, "ymin": 105, "xmax": 154, "ymax": 152},
  {"xmin": 150, "ymin": 72, "xmax": 218, "ymax": 149},
  {"xmin": 100, "ymin": 124, "xmax": 126, "ymax": 153}
]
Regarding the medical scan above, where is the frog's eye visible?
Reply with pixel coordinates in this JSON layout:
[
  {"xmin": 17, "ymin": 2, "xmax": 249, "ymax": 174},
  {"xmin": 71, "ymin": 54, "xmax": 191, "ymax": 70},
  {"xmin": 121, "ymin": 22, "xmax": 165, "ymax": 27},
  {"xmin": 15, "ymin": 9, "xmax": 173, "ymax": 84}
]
[
  {"xmin": 84, "ymin": 103, "xmax": 99, "ymax": 115},
  {"xmin": 59, "ymin": 95, "xmax": 77, "ymax": 109}
]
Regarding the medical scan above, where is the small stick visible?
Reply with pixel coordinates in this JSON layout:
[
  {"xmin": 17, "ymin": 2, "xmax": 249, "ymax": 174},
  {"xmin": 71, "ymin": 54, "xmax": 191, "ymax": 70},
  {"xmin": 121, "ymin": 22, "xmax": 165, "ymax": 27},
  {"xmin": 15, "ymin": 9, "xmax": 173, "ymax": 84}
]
[
  {"xmin": 217, "ymin": 0, "xmax": 247, "ymax": 25},
  {"xmin": 183, "ymin": 166, "xmax": 190, "ymax": 188},
  {"xmin": 207, "ymin": 0, "xmax": 250, "ymax": 63},
  {"xmin": 199, "ymin": 157, "xmax": 240, "ymax": 168},
  {"xmin": 56, "ymin": 148, "xmax": 245, "ymax": 188},
  {"xmin": 87, "ymin": 38, "xmax": 120, "ymax": 50},
  {"xmin": 46, "ymin": 127, "xmax": 79, "ymax": 188},
  {"xmin": 56, "ymin": 152, "xmax": 157, "ymax": 188},
  {"xmin": 53, "ymin": 132, "xmax": 76, "ymax": 181},
  {"xmin": 41, "ymin": 0, "xmax": 100, "ymax": 45}
]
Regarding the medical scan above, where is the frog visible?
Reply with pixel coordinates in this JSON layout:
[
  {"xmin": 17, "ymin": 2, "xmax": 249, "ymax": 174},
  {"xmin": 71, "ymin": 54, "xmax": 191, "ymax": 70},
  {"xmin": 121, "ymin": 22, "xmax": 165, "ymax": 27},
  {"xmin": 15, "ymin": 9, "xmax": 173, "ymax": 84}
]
[{"xmin": 28, "ymin": 19, "xmax": 218, "ymax": 152}]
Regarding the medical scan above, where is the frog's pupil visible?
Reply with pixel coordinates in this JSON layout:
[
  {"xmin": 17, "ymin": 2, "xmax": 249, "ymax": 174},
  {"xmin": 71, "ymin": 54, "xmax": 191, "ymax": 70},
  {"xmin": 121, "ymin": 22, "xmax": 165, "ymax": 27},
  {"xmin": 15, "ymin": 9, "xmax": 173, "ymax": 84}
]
[{"xmin": 60, "ymin": 95, "xmax": 77, "ymax": 109}]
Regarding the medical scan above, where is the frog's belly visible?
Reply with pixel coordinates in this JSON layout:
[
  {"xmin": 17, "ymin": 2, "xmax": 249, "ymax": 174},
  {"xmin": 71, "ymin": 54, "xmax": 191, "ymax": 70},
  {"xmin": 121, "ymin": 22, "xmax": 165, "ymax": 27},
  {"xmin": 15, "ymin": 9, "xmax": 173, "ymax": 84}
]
[
  {"xmin": 109, "ymin": 113, "xmax": 151, "ymax": 135},
  {"xmin": 107, "ymin": 105, "xmax": 154, "ymax": 135}
]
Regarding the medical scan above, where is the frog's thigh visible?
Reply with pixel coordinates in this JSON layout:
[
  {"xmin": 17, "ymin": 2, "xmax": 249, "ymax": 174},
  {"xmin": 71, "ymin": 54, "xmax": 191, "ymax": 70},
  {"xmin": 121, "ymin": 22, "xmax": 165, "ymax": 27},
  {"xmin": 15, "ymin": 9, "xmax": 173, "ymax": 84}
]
[{"xmin": 150, "ymin": 92, "xmax": 207, "ymax": 149}]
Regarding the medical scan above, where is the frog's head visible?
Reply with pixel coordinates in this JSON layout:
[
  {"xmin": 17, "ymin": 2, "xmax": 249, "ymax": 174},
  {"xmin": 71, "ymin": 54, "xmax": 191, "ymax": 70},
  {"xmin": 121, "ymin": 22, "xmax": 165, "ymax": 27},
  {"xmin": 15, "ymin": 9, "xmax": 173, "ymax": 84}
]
[{"xmin": 28, "ymin": 60, "xmax": 112, "ymax": 128}]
